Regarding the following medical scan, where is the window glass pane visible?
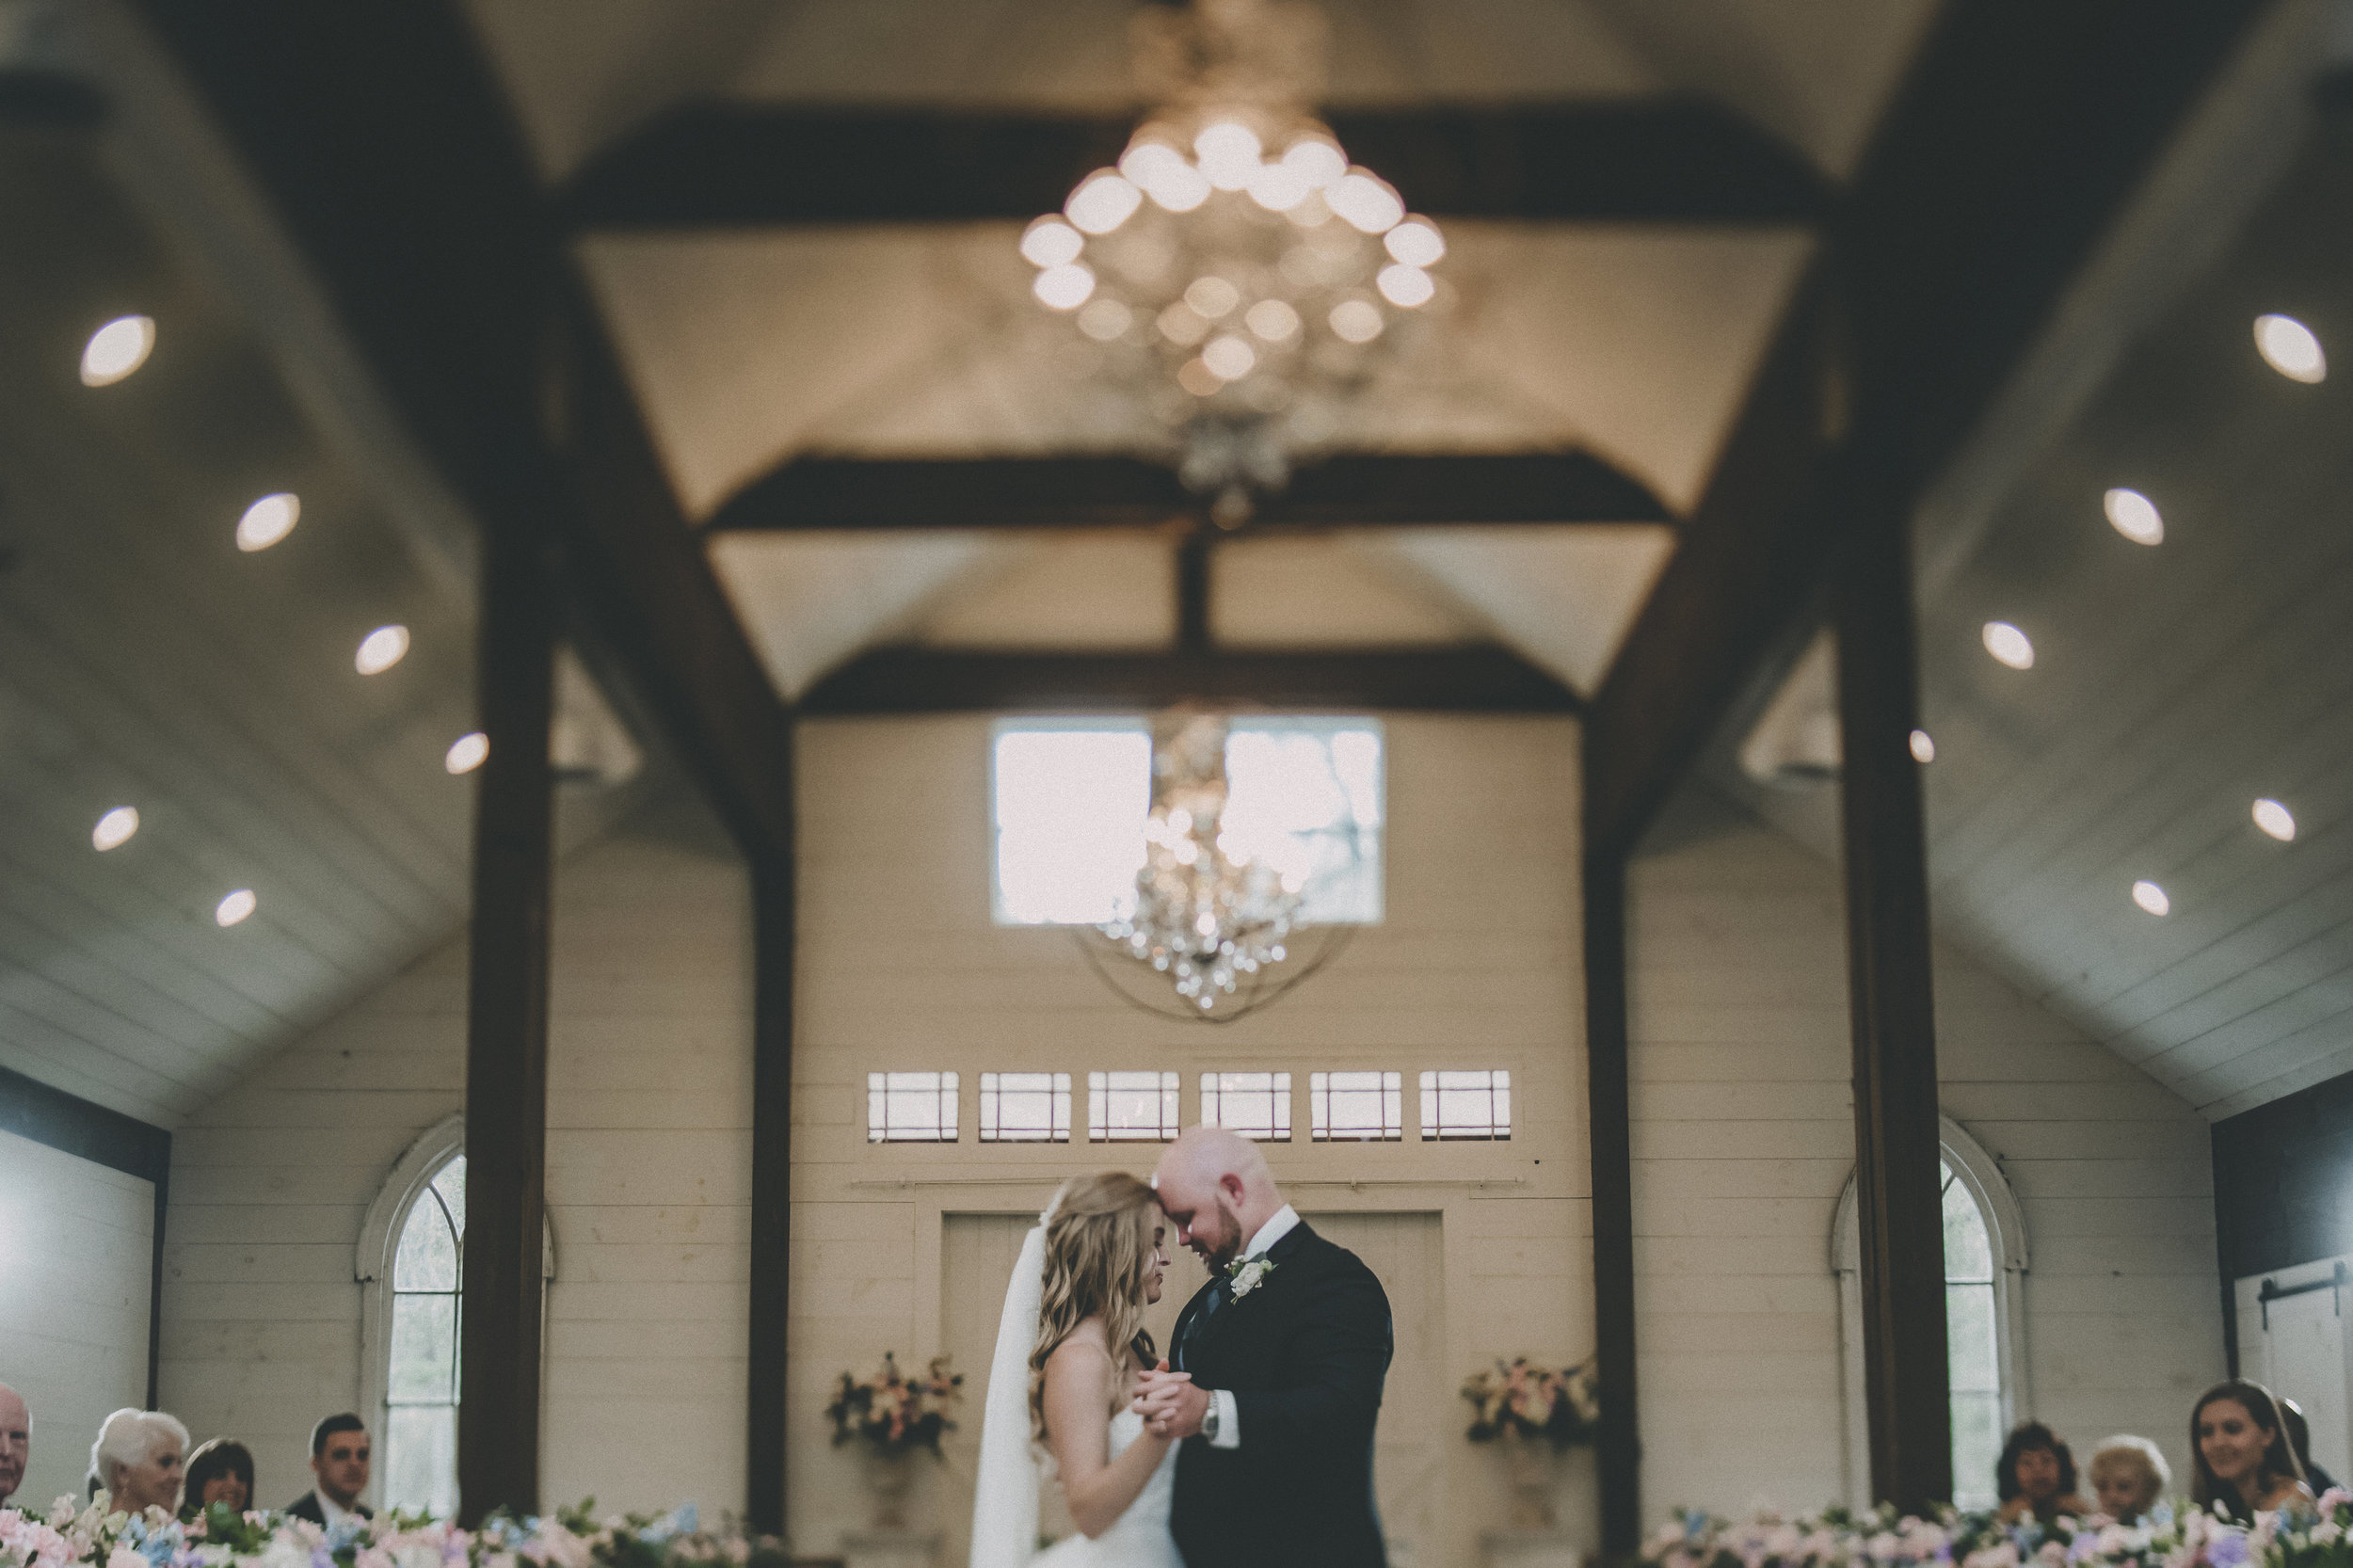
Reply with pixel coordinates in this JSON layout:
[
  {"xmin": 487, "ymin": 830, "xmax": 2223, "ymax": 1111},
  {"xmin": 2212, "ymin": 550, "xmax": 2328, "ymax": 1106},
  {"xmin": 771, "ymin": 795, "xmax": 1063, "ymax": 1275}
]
[
  {"xmin": 392, "ymin": 1190, "xmax": 457, "ymax": 1291},
  {"xmin": 868, "ymin": 1071, "xmax": 960, "ymax": 1143},
  {"xmin": 1311, "ymin": 1071, "xmax": 1401, "ymax": 1142},
  {"xmin": 993, "ymin": 727, "xmax": 1151, "ymax": 924},
  {"xmin": 1952, "ymin": 1390, "xmax": 2006, "ymax": 1511},
  {"xmin": 382, "ymin": 1404, "xmax": 457, "ymax": 1518},
  {"xmin": 1224, "ymin": 722, "xmax": 1384, "ymax": 923},
  {"xmin": 1946, "ymin": 1281, "xmax": 2000, "ymax": 1393},
  {"xmin": 1419, "ymin": 1069, "xmax": 1511, "ymax": 1140},
  {"xmin": 979, "ymin": 1073, "xmax": 1070, "ymax": 1142},
  {"xmin": 1199, "ymin": 1072, "xmax": 1291, "ymax": 1141},
  {"xmin": 1090, "ymin": 1070, "xmax": 1179, "ymax": 1142},
  {"xmin": 1943, "ymin": 1164, "xmax": 1994, "ymax": 1281},
  {"xmin": 389, "ymin": 1293, "xmax": 456, "ymax": 1402},
  {"xmin": 430, "ymin": 1158, "xmax": 466, "ymax": 1238}
]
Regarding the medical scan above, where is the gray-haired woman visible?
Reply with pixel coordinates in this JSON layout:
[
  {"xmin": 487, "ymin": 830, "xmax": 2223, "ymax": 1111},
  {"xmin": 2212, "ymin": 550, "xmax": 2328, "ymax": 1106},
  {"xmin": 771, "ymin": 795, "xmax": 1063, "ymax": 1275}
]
[{"xmin": 88, "ymin": 1409, "xmax": 188, "ymax": 1514}]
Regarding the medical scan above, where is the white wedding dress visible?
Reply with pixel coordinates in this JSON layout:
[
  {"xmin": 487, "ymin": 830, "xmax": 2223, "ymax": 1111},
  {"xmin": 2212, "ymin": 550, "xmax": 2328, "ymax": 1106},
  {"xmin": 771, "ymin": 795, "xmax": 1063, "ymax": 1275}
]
[{"xmin": 969, "ymin": 1211, "xmax": 1184, "ymax": 1568}]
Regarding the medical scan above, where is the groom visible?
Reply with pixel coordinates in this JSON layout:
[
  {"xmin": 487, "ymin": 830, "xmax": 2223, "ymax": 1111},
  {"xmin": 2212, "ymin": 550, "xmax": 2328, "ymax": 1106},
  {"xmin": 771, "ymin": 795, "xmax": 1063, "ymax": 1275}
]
[{"xmin": 1134, "ymin": 1128, "xmax": 1393, "ymax": 1567}]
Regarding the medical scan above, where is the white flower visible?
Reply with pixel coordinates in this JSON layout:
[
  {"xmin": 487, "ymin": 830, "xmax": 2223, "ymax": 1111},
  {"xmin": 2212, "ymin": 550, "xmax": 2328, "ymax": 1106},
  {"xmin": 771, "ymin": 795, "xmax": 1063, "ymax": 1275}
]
[{"xmin": 1226, "ymin": 1256, "xmax": 1277, "ymax": 1300}]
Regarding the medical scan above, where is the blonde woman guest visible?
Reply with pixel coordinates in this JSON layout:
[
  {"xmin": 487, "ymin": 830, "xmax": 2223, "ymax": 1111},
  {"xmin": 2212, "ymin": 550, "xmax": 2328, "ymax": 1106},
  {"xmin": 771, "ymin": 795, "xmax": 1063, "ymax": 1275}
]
[
  {"xmin": 2088, "ymin": 1434, "xmax": 2171, "ymax": 1524},
  {"xmin": 2192, "ymin": 1379, "xmax": 2315, "ymax": 1521},
  {"xmin": 88, "ymin": 1409, "xmax": 187, "ymax": 1514}
]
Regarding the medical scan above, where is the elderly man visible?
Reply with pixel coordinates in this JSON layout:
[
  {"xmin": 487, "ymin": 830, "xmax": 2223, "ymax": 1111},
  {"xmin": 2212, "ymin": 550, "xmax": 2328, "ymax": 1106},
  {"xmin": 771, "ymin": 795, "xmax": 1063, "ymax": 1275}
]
[
  {"xmin": 0, "ymin": 1384, "xmax": 27, "ymax": 1507},
  {"xmin": 284, "ymin": 1414, "xmax": 372, "ymax": 1527},
  {"xmin": 1136, "ymin": 1126, "xmax": 1394, "ymax": 1568}
]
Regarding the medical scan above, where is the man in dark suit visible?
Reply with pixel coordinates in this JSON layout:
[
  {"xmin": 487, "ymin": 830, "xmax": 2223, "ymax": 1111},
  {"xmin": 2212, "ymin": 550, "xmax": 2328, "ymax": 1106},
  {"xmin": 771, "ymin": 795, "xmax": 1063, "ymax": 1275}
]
[
  {"xmin": 1135, "ymin": 1127, "xmax": 1393, "ymax": 1568},
  {"xmin": 284, "ymin": 1414, "xmax": 373, "ymax": 1528}
]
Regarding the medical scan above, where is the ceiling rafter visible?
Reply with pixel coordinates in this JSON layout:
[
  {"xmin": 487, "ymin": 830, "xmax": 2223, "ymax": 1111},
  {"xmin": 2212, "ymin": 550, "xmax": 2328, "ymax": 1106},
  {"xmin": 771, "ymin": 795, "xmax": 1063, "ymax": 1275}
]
[
  {"xmin": 703, "ymin": 451, "xmax": 1673, "ymax": 533},
  {"xmin": 558, "ymin": 99, "xmax": 1832, "ymax": 230}
]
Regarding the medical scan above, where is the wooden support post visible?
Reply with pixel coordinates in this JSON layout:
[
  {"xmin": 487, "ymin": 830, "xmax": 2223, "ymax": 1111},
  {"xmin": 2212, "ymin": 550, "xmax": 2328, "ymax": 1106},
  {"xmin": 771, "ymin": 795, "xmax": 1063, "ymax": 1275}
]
[
  {"xmin": 1582, "ymin": 850, "xmax": 1641, "ymax": 1554},
  {"xmin": 745, "ymin": 774, "xmax": 797, "ymax": 1533},
  {"xmin": 1833, "ymin": 519, "xmax": 1951, "ymax": 1511},
  {"xmin": 458, "ymin": 507, "xmax": 558, "ymax": 1525}
]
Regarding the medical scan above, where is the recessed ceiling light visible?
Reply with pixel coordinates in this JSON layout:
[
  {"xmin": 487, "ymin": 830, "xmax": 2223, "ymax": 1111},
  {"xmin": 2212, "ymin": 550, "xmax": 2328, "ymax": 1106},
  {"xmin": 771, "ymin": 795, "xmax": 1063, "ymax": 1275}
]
[
  {"xmin": 1981, "ymin": 620, "xmax": 2035, "ymax": 670},
  {"xmin": 2103, "ymin": 488, "xmax": 2164, "ymax": 546},
  {"xmin": 235, "ymin": 492, "xmax": 300, "ymax": 552},
  {"xmin": 356, "ymin": 624, "xmax": 409, "ymax": 675},
  {"xmin": 81, "ymin": 315, "xmax": 155, "ymax": 387},
  {"xmin": 2132, "ymin": 879, "xmax": 2169, "ymax": 917},
  {"xmin": 2253, "ymin": 798, "xmax": 2297, "ymax": 841},
  {"xmin": 2254, "ymin": 314, "xmax": 2326, "ymax": 383},
  {"xmin": 92, "ymin": 806, "xmax": 139, "ymax": 851},
  {"xmin": 1909, "ymin": 728, "xmax": 1936, "ymax": 764},
  {"xmin": 216, "ymin": 888, "xmax": 257, "ymax": 927},
  {"xmin": 445, "ymin": 731, "xmax": 489, "ymax": 775}
]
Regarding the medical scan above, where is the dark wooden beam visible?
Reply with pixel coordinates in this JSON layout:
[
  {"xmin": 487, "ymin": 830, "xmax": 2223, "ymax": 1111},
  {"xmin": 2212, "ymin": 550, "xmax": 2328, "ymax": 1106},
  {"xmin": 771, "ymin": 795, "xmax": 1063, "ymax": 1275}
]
[
  {"xmin": 1579, "ymin": 854, "xmax": 1641, "ymax": 1556},
  {"xmin": 1583, "ymin": 0, "xmax": 2275, "ymax": 863},
  {"xmin": 1834, "ymin": 522, "xmax": 1950, "ymax": 1510},
  {"xmin": 559, "ymin": 100, "xmax": 1829, "ymax": 230},
  {"xmin": 800, "ymin": 645, "xmax": 1579, "ymax": 715},
  {"xmin": 746, "ymin": 842, "xmax": 796, "ymax": 1535},
  {"xmin": 456, "ymin": 504, "xmax": 557, "ymax": 1524},
  {"xmin": 0, "ymin": 1064, "xmax": 171, "ymax": 1405},
  {"xmin": 705, "ymin": 452, "xmax": 1673, "ymax": 534}
]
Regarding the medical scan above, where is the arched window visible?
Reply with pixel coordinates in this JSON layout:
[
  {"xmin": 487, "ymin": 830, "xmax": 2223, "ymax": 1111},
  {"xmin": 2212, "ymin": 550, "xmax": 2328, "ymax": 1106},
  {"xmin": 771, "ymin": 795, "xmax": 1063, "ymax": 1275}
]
[
  {"xmin": 359, "ymin": 1118, "xmax": 552, "ymax": 1519},
  {"xmin": 1833, "ymin": 1116, "xmax": 2029, "ymax": 1511}
]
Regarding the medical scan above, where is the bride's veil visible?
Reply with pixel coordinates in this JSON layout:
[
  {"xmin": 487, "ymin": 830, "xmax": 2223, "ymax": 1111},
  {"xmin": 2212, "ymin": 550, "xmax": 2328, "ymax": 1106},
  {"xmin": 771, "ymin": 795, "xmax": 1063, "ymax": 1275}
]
[{"xmin": 970, "ymin": 1196, "xmax": 1058, "ymax": 1568}]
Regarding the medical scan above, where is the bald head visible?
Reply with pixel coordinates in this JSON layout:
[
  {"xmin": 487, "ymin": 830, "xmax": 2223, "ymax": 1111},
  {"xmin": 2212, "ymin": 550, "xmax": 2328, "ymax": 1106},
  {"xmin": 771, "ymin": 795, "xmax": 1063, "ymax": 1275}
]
[
  {"xmin": 1154, "ymin": 1127, "xmax": 1286, "ymax": 1270},
  {"xmin": 0, "ymin": 1384, "xmax": 26, "ymax": 1504}
]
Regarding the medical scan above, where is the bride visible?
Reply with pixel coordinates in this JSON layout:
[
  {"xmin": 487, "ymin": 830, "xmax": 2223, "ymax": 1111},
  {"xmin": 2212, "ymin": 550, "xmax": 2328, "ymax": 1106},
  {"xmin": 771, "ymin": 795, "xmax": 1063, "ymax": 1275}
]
[{"xmin": 971, "ymin": 1173, "xmax": 1184, "ymax": 1568}]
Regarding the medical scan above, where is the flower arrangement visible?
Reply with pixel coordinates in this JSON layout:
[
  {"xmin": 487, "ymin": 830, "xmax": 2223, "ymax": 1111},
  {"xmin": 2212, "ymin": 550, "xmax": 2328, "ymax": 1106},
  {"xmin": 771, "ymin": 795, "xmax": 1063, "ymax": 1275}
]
[
  {"xmin": 1461, "ymin": 1355, "xmax": 1600, "ymax": 1449},
  {"xmin": 824, "ymin": 1352, "xmax": 964, "ymax": 1458},
  {"xmin": 1637, "ymin": 1490, "xmax": 2353, "ymax": 1568},
  {"xmin": 0, "ymin": 1493, "xmax": 787, "ymax": 1568}
]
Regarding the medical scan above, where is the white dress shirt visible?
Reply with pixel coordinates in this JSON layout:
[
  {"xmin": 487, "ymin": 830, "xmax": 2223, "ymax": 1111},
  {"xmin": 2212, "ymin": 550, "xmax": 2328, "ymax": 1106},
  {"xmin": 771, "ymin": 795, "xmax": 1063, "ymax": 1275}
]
[
  {"xmin": 316, "ymin": 1493, "xmax": 360, "ymax": 1530},
  {"xmin": 1208, "ymin": 1203, "xmax": 1300, "ymax": 1448}
]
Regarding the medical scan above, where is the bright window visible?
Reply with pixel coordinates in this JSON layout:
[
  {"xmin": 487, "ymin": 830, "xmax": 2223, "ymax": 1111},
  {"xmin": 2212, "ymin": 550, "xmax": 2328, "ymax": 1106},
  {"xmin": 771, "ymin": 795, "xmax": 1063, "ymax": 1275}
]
[
  {"xmin": 1945, "ymin": 1160, "xmax": 2003, "ymax": 1509},
  {"xmin": 1090, "ymin": 1071, "xmax": 1179, "ymax": 1142},
  {"xmin": 869, "ymin": 1072, "xmax": 959, "ymax": 1143},
  {"xmin": 979, "ymin": 1073, "xmax": 1070, "ymax": 1143},
  {"xmin": 991, "ymin": 718, "xmax": 1384, "ymax": 926},
  {"xmin": 1420, "ymin": 1070, "xmax": 1511, "ymax": 1141},
  {"xmin": 1200, "ymin": 1072, "xmax": 1292, "ymax": 1142},
  {"xmin": 1313, "ymin": 1071, "xmax": 1402, "ymax": 1142},
  {"xmin": 384, "ymin": 1157, "xmax": 462, "ymax": 1517}
]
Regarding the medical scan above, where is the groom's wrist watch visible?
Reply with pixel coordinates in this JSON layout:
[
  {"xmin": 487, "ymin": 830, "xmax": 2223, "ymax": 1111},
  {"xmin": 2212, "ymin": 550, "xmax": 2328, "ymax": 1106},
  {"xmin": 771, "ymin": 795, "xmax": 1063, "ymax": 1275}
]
[{"xmin": 1200, "ymin": 1398, "xmax": 1220, "ymax": 1442}]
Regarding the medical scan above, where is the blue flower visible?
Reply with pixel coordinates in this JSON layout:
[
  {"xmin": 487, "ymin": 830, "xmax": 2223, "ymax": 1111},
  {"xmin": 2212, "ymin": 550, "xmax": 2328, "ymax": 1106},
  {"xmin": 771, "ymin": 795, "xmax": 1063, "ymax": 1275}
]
[{"xmin": 2206, "ymin": 1531, "xmax": 2249, "ymax": 1568}]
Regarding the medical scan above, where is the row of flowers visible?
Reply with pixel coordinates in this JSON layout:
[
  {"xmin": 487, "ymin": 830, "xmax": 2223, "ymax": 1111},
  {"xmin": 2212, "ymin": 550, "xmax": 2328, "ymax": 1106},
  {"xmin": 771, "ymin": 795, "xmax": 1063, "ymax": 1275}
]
[
  {"xmin": 0, "ymin": 1496, "xmax": 789, "ymax": 1568},
  {"xmin": 1642, "ymin": 1493, "xmax": 2353, "ymax": 1568}
]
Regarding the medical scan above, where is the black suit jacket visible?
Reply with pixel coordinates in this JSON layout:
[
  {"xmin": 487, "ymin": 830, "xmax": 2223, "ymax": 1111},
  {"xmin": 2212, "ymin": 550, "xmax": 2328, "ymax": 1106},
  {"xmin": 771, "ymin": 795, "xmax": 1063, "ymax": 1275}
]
[
  {"xmin": 283, "ymin": 1492, "xmax": 372, "ymax": 1527},
  {"xmin": 1169, "ymin": 1220, "xmax": 1392, "ymax": 1568}
]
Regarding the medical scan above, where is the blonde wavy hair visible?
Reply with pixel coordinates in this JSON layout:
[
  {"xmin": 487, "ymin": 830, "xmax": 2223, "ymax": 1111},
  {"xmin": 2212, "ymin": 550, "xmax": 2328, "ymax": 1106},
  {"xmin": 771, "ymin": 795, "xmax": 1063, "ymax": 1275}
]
[{"xmin": 1029, "ymin": 1172, "xmax": 1161, "ymax": 1440}]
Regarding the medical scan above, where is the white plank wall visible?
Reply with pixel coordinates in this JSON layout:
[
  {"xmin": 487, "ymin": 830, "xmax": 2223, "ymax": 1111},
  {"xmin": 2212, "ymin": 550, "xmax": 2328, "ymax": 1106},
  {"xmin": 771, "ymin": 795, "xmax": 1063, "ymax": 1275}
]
[
  {"xmin": 791, "ymin": 714, "xmax": 1591, "ymax": 1566},
  {"xmin": 0, "ymin": 1128, "xmax": 154, "ymax": 1512},
  {"xmin": 1627, "ymin": 793, "xmax": 2223, "ymax": 1519},
  {"xmin": 156, "ymin": 791, "xmax": 753, "ymax": 1516}
]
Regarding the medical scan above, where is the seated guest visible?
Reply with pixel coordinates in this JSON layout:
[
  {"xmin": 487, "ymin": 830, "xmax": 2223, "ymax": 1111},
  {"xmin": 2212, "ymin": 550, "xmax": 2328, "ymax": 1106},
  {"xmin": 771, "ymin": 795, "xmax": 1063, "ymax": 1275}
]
[
  {"xmin": 2193, "ymin": 1379, "xmax": 2316, "ymax": 1520},
  {"xmin": 284, "ymin": 1414, "xmax": 372, "ymax": 1527},
  {"xmin": 2088, "ymin": 1434, "xmax": 2172, "ymax": 1523},
  {"xmin": 88, "ymin": 1409, "xmax": 188, "ymax": 1515},
  {"xmin": 181, "ymin": 1438, "xmax": 255, "ymax": 1519},
  {"xmin": 0, "ymin": 1384, "xmax": 26, "ymax": 1508},
  {"xmin": 2281, "ymin": 1399, "xmax": 2341, "ymax": 1496},
  {"xmin": 1996, "ymin": 1421, "xmax": 2091, "ymax": 1524}
]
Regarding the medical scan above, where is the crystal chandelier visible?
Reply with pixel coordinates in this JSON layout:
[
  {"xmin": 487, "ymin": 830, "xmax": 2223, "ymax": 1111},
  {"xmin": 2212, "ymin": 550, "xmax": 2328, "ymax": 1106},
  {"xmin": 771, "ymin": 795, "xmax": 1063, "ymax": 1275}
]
[
  {"xmin": 1100, "ymin": 712, "xmax": 1305, "ymax": 1011},
  {"xmin": 1016, "ymin": 0, "xmax": 1448, "ymax": 521}
]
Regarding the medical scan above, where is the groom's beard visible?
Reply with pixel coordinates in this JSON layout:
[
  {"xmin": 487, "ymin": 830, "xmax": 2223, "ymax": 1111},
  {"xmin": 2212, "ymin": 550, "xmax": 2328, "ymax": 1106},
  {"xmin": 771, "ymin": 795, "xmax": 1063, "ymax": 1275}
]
[{"xmin": 1197, "ymin": 1194, "xmax": 1244, "ymax": 1271}]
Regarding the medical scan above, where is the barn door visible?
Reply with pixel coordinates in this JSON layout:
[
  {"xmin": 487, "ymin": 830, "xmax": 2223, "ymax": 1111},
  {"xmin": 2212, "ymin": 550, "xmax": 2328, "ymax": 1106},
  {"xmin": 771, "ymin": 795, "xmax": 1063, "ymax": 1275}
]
[{"xmin": 2253, "ymin": 1268, "xmax": 2353, "ymax": 1483}]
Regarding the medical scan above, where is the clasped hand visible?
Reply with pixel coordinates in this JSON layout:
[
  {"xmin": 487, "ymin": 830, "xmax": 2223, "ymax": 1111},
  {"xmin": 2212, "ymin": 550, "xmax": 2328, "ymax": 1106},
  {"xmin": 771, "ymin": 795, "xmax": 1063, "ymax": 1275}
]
[{"xmin": 1131, "ymin": 1359, "xmax": 1209, "ymax": 1440}]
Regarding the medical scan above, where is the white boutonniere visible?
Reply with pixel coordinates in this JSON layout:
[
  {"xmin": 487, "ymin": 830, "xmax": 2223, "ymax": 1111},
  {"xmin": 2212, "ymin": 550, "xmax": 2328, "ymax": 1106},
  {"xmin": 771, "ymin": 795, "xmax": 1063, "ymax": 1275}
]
[{"xmin": 1226, "ymin": 1256, "xmax": 1277, "ymax": 1301}]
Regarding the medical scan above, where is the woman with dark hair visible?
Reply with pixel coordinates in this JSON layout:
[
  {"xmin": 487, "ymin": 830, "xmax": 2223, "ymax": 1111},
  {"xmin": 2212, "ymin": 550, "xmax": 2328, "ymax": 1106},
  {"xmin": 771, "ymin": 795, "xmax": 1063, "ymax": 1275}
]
[
  {"xmin": 1996, "ymin": 1421, "xmax": 2090, "ymax": 1524},
  {"xmin": 2192, "ymin": 1379, "xmax": 2315, "ymax": 1520},
  {"xmin": 180, "ymin": 1438, "xmax": 254, "ymax": 1519}
]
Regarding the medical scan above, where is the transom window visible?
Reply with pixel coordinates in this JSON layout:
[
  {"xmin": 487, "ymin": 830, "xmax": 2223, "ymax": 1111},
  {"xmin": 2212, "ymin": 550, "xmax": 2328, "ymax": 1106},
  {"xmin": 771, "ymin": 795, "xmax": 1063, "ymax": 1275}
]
[
  {"xmin": 869, "ymin": 1072, "xmax": 959, "ymax": 1143},
  {"xmin": 1200, "ymin": 1072, "xmax": 1292, "ymax": 1142},
  {"xmin": 385, "ymin": 1156, "xmax": 463, "ymax": 1517},
  {"xmin": 1421, "ymin": 1070, "xmax": 1511, "ymax": 1141},
  {"xmin": 1313, "ymin": 1071, "xmax": 1402, "ymax": 1142},
  {"xmin": 980, "ymin": 1073, "xmax": 1070, "ymax": 1143},
  {"xmin": 1090, "ymin": 1071, "xmax": 1180, "ymax": 1142},
  {"xmin": 991, "ymin": 718, "xmax": 1384, "ymax": 926}
]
